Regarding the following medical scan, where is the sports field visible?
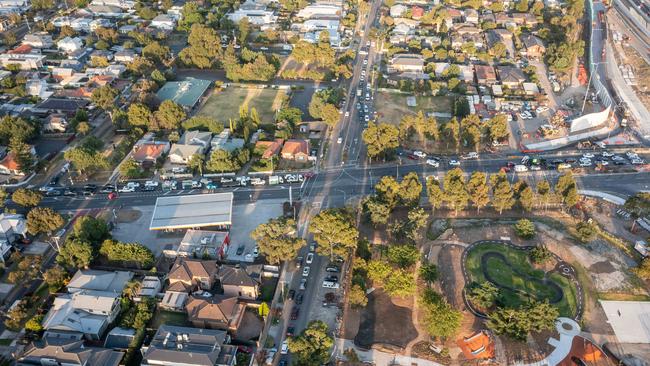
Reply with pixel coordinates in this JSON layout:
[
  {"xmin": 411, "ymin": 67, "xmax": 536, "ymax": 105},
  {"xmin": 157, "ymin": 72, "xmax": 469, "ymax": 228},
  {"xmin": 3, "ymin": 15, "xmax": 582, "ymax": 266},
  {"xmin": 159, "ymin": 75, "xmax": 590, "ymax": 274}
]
[
  {"xmin": 197, "ymin": 87, "xmax": 287, "ymax": 124},
  {"xmin": 465, "ymin": 241, "xmax": 578, "ymax": 317}
]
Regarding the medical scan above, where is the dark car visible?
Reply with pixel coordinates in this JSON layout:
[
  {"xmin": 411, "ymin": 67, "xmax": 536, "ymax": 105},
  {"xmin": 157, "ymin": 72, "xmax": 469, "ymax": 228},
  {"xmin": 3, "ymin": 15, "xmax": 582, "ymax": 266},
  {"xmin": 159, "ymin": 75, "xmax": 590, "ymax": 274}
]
[
  {"xmin": 143, "ymin": 185, "xmax": 156, "ymax": 191},
  {"xmin": 407, "ymin": 154, "xmax": 419, "ymax": 160},
  {"xmin": 45, "ymin": 188, "xmax": 62, "ymax": 197},
  {"xmin": 48, "ymin": 175, "xmax": 61, "ymax": 186},
  {"xmin": 279, "ymin": 360, "xmax": 288, "ymax": 366},
  {"xmin": 290, "ymin": 307, "xmax": 299, "ymax": 320},
  {"xmin": 100, "ymin": 185, "xmax": 115, "ymax": 193},
  {"xmin": 551, "ymin": 159, "xmax": 564, "ymax": 164},
  {"xmin": 236, "ymin": 246, "xmax": 245, "ymax": 255},
  {"xmin": 325, "ymin": 275, "xmax": 339, "ymax": 282},
  {"xmin": 565, "ymin": 158, "xmax": 577, "ymax": 164},
  {"xmin": 286, "ymin": 326, "xmax": 295, "ymax": 337},
  {"xmin": 288, "ymin": 289, "xmax": 295, "ymax": 300},
  {"xmin": 63, "ymin": 188, "xmax": 77, "ymax": 197},
  {"xmin": 325, "ymin": 265, "xmax": 339, "ymax": 273},
  {"xmin": 295, "ymin": 293, "xmax": 304, "ymax": 305},
  {"xmin": 83, "ymin": 184, "xmax": 98, "ymax": 191},
  {"xmin": 614, "ymin": 160, "xmax": 627, "ymax": 165}
]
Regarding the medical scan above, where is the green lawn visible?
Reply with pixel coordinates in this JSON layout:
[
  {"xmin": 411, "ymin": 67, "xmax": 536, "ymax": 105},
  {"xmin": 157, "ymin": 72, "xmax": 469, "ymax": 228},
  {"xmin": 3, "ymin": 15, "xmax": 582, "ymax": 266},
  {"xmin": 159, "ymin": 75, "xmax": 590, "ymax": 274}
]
[
  {"xmin": 465, "ymin": 242, "xmax": 578, "ymax": 317},
  {"xmin": 197, "ymin": 87, "xmax": 287, "ymax": 124},
  {"xmin": 150, "ymin": 309, "xmax": 189, "ymax": 329}
]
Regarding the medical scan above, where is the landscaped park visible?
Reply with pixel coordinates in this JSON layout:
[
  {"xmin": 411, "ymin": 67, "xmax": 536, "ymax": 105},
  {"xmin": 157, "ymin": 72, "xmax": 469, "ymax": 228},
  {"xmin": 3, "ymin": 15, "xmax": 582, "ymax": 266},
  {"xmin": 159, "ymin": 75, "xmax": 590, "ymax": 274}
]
[
  {"xmin": 197, "ymin": 86, "xmax": 288, "ymax": 124},
  {"xmin": 463, "ymin": 240, "xmax": 580, "ymax": 318}
]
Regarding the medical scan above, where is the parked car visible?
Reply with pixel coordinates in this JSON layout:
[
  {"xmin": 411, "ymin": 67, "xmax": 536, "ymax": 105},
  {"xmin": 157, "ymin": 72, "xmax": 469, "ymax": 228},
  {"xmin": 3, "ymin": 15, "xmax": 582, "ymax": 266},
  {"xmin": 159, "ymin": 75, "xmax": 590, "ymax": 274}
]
[
  {"xmin": 288, "ymin": 289, "xmax": 295, "ymax": 300},
  {"xmin": 299, "ymin": 279, "xmax": 307, "ymax": 290},
  {"xmin": 325, "ymin": 265, "xmax": 339, "ymax": 272},
  {"xmin": 302, "ymin": 266, "xmax": 310, "ymax": 277},
  {"xmin": 236, "ymin": 246, "xmax": 245, "ymax": 255},
  {"xmin": 306, "ymin": 253, "xmax": 314, "ymax": 264},
  {"xmin": 290, "ymin": 308, "xmax": 299, "ymax": 320},
  {"xmin": 426, "ymin": 159, "xmax": 439, "ymax": 167},
  {"xmin": 413, "ymin": 151, "xmax": 426, "ymax": 158},
  {"xmin": 582, "ymin": 153, "xmax": 595, "ymax": 159},
  {"xmin": 281, "ymin": 341, "xmax": 289, "ymax": 354},
  {"xmin": 449, "ymin": 160, "xmax": 460, "ymax": 166},
  {"xmin": 295, "ymin": 292, "xmax": 304, "ymax": 304}
]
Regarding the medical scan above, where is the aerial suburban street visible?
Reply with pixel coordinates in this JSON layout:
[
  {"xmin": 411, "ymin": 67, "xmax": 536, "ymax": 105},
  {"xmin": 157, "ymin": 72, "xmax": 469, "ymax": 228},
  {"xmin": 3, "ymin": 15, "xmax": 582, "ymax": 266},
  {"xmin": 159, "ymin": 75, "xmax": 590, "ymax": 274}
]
[{"xmin": 1, "ymin": 0, "xmax": 650, "ymax": 365}]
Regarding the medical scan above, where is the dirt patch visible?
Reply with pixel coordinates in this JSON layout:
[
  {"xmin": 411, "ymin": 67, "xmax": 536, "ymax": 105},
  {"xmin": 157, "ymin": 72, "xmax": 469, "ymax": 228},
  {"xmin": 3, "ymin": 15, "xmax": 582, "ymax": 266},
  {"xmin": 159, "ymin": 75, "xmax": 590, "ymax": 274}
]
[
  {"xmin": 438, "ymin": 246, "xmax": 466, "ymax": 309},
  {"xmin": 589, "ymin": 260, "xmax": 617, "ymax": 274},
  {"xmin": 411, "ymin": 341, "xmax": 452, "ymax": 364},
  {"xmin": 354, "ymin": 289, "xmax": 417, "ymax": 350},
  {"xmin": 117, "ymin": 209, "xmax": 142, "ymax": 223}
]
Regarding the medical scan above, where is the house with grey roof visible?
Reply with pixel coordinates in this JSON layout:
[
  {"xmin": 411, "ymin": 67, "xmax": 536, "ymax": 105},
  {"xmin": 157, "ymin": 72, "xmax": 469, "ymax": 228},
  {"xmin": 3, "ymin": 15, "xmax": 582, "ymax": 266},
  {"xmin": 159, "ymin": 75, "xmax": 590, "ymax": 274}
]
[
  {"xmin": 156, "ymin": 77, "xmax": 212, "ymax": 109},
  {"xmin": 211, "ymin": 129, "xmax": 245, "ymax": 152},
  {"xmin": 168, "ymin": 143, "xmax": 204, "ymax": 165},
  {"xmin": 179, "ymin": 130, "xmax": 212, "ymax": 149},
  {"xmin": 217, "ymin": 264, "xmax": 260, "ymax": 300},
  {"xmin": 141, "ymin": 325, "xmax": 237, "ymax": 366},
  {"xmin": 67, "ymin": 269, "xmax": 133, "ymax": 294},
  {"xmin": 42, "ymin": 290, "xmax": 122, "ymax": 340},
  {"xmin": 18, "ymin": 337, "xmax": 123, "ymax": 366},
  {"xmin": 104, "ymin": 327, "xmax": 136, "ymax": 350}
]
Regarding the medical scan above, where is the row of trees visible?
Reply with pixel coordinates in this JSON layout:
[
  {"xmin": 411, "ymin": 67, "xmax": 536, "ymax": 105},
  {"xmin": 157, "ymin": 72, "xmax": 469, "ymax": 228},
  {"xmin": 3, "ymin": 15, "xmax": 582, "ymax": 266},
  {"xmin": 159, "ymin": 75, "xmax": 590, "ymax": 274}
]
[
  {"xmin": 309, "ymin": 88, "xmax": 343, "ymax": 127},
  {"xmin": 427, "ymin": 169, "xmax": 578, "ymax": 215}
]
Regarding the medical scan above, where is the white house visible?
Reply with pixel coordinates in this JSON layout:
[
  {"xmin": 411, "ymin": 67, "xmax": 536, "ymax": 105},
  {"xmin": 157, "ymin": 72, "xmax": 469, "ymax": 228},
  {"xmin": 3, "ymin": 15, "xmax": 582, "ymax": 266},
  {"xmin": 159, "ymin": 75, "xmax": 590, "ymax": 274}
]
[
  {"xmin": 42, "ymin": 290, "xmax": 122, "ymax": 340},
  {"xmin": 228, "ymin": 1, "xmax": 278, "ymax": 27},
  {"xmin": 150, "ymin": 14, "xmax": 176, "ymax": 30},
  {"xmin": 22, "ymin": 33, "xmax": 54, "ymax": 48},
  {"xmin": 57, "ymin": 37, "xmax": 84, "ymax": 54},
  {"xmin": 296, "ymin": 3, "xmax": 341, "ymax": 19},
  {"xmin": 0, "ymin": 213, "xmax": 26, "ymax": 260},
  {"xmin": 389, "ymin": 4, "xmax": 407, "ymax": 17},
  {"xmin": 26, "ymin": 78, "xmax": 52, "ymax": 99},
  {"xmin": 70, "ymin": 18, "xmax": 92, "ymax": 32},
  {"xmin": 67, "ymin": 269, "xmax": 134, "ymax": 294},
  {"xmin": 0, "ymin": 52, "xmax": 44, "ymax": 70},
  {"xmin": 168, "ymin": 144, "xmax": 204, "ymax": 165}
]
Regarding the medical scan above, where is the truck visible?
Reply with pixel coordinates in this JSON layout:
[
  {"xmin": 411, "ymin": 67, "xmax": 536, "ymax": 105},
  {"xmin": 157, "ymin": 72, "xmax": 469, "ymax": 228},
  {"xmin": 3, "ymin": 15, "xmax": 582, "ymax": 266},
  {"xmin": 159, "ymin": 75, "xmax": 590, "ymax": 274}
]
[{"xmin": 268, "ymin": 176, "xmax": 284, "ymax": 185}]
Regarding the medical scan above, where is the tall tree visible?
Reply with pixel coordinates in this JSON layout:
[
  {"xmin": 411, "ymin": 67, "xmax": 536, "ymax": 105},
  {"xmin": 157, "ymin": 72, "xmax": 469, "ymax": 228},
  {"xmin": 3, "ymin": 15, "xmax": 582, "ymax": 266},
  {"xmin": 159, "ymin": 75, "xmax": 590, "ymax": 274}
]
[
  {"xmin": 536, "ymin": 179, "xmax": 553, "ymax": 211},
  {"xmin": 309, "ymin": 209, "xmax": 359, "ymax": 259},
  {"xmin": 374, "ymin": 176, "xmax": 400, "ymax": 209},
  {"xmin": 57, "ymin": 239, "xmax": 94, "ymax": 269},
  {"xmin": 12, "ymin": 188, "xmax": 42, "ymax": 207},
  {"xmin": 399, "ymin": 172, "xmax": 422, "ymax": 206},
  {"xmin": 420, "ymin": 289, "xmax": 462, "ymax": 338},
  {"xmin": 250, "ymin": 217, "xmax": 305, "ymax": 264},
  {"xmin": 443, "ymin": 168, "xmax": 469, "ymax": 215},
  {"xmin": 91, "ymin": 85, "xmax": 118, "ymax": 117},
  {"xmin": 362, "ymin": 196, "xmax": 391, "ymax": 227},
  {"xmin": 467, "ymin": 281, "xmax": 499, "ymax": 309},
  {"xmin": 27, "ymin": 207, "xmax": 64, "ymax": 235},
  {"xmin": 362, "ymin": 122, "xmax": 399, "ymax": 161},
  {"xmin": 288, "ymin": 321, "xmax": 334, "ymax": 365},
  {"xmin": 426, "ymin": 177, "xmax": 444, "ymax": 214},
  {"xmin": 467, "ymin": 171, "xmax": 490, "ymax": 213},
  {"xmin": 490, "ymin": 172, "xmax": 515, "ymax": 214},
  {"xmin": 43, "ymin": 265, "xmax": 70, "ymax": 293},
  {"xmin": 624, "ymin": 192, "xmax": 650, "ymax": 231},
  {"xmin": 555, "ymin": 173, "xmax": 578, "ymax": 209},
  {"xmin": 155, "ymin": 100, "xmax": 186, "ymax": 130}
]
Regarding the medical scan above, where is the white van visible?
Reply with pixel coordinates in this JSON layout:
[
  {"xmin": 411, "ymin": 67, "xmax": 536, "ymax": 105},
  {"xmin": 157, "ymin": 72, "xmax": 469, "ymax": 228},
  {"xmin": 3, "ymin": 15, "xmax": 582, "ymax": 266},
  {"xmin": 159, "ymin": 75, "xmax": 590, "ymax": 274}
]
[{"xmin": 514, "ymin": 164, "xmax": 529, "ymax": 172}]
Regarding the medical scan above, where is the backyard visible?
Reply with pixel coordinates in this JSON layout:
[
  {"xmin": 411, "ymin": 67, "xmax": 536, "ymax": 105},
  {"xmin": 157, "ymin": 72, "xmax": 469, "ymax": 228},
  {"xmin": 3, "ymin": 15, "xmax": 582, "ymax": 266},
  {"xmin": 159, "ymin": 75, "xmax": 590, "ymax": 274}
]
[
  {"xmin": 464, "ymin": 241, "xmax": 579, "ymax": 317},
  {"xmin": 197, "ymin": 87, "xmax": 288, "ymax": 124},
  {"xmin": 374, "ymin": 92, "xmax": 453, "ymax": 125}
]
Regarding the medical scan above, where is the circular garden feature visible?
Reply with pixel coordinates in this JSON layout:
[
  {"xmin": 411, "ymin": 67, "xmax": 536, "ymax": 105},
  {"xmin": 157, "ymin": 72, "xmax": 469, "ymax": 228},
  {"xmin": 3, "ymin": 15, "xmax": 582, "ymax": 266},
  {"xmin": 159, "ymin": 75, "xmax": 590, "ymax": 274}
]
[{"xmin": 463, "ymin": 241, "xmax": 580, "ymax": 318}]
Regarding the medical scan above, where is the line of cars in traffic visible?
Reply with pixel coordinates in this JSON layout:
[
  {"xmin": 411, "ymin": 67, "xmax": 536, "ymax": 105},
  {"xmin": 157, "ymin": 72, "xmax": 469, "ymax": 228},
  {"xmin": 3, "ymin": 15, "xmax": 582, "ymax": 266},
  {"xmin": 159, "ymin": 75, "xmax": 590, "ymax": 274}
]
[
  {"xmin": 502, "ymin": 151, "xmax": 646, "ymax": 172},
  {"xmin": 39, "ymin": 173, "xmax": 312, "ymax": 199}
]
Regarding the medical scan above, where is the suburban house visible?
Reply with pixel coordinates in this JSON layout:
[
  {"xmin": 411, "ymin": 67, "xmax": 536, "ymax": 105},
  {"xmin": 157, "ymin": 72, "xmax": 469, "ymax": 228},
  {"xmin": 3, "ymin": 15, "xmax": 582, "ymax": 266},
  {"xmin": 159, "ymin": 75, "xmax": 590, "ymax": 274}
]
[
  {"xmin": 254, "ymin": 139, "xmax": 283, "ymax": 159},
  {"xmin": 185, "ymin": 295, "xmax": 246, "ymax": 333},
  {"xmin": 57, "ymin": 37, "xmax": 84, "ymax": 54},
  {"xmin": 474, "ymin": 65, "xmax": 497, "ymax": 85},
  {"xmin": 114, "ymin": 49, "xmax": 136, "ymax": 63},
  {"xmin": 217, "ymin": 264, "xmax": 260, "ymax": 300},
  {"xmin": 156, "ymin": 78, "xmax": 211, "ymax": 110},
  {"xmin": 0, "ymin": 51, "xmax": 45, "ymax": 70},
  {"xmin": 150, "ymin": 14, "xmax": 176, "ymax": 30},
  {"xmin": 22, "ymin": 33, "xmax": 54, "ymax": 48},
  {"xmin": 0, "ymin": 148, "xmax": 35, "ymax": 176},
  {"xmin": 521, "ymin": 34, "xmax": 546, "ymax": 58},
  {"xmin": 42, "ymin": 290, "xmax": 122, "ymax": 340},
  {"xmin": 43, "ymin": 114, "xmax": 68, "ymax": 132},
  {"xmin": 0, "ymin": 213, "xmax": 26, "ymax": 261},
  {"xmin": 141, "ymin": 325, "xmax": 237, "ymax": 366},
  {"xmin": 168, "ymin": 143, "xmax": 204, "ymax": 165},
  {"xmin": 34, "ymin": 98, "xmax": 89, "ymax": 117},
  {"xmin": 132, "ymin": 141, "xmax": 170, "ymax": 167},
  {"xmin": 389, "ymin": 54, "xmax": 425, "ymax": 73},
  {"xmin": 168, "ymin": 258, "xmax": 218, "ymax": 291},
  {"xmin": 389, "ymin": 4, "xmax": 406, "ymax": 17},
  {"xmin": 296, "ymin": 3, "xmax": 341, "ymax": 19},
  {"xmin": 281, "ymin": 139, "xmax": 310, "ymax": 162},
  {"xmin": 211, "ymin": 129, "xmax": 245, "ymax": 152},
  {"xmin": 66, "ymin": 269, "xmax": 133, "ymax": 294},
  {"xmin": 18, "ymin": 338, "xmax": 124, "ymax": 366},
  {"xmin": 411, "ymin": 5, "xmax": 424, "ymax": 19},
  {"xmin": 179, "ymin": 130, "xmax": 212, "ymax": 149},
  {"xmin": 463, "ymin": 8, "xmax": 479, "ymax": 24},
  {"xmin": 497, "ymin": 66, "xmax": 527, "ymax": 88},
  {"xmin": 163, "ymin": 229, "xmax": 230, "ymax": 259}
]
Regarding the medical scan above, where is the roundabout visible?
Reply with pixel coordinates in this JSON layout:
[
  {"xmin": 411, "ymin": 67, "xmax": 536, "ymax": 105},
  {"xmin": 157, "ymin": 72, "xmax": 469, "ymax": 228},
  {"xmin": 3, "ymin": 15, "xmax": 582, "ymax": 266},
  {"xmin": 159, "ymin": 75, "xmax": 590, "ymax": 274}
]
[{"xmin": 462, "ymin": 240, "xmax": 583, "ymax": 319}]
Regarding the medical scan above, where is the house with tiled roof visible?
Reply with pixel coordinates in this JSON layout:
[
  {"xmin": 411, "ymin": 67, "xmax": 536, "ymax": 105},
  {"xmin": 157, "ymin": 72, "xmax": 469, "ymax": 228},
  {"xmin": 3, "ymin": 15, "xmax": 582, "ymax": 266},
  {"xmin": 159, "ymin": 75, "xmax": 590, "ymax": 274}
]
[
  {"xmin": 474, "ymin": 65, "xmax": 497, "ymax": 85},
  {"xmin": 217, "ymin": 264, "xmax": 260, "ymax": 300},
  {"xmin": 185, "ymin": 295, "xmax": 246, "ymax": 333},
  {"xmin": 168, "ymin": 258, "xmax": 218, "ymax": 291},
  {"xmin": 132, "ymin": 141, "xmax": 170, "ymax": 167},
  {"xmin": 254, "ymin": 139, "xmax": 283, "ymax": 159},
  {"xmin": 0, "ymin": 147, "xmax": 35, "ymax": 176},
  {"xmin": 521, "ymin": 33, "xmax": 545, "ymax": 58},
  {"xmin": 168, "ymin": 143, "xmax": 204, "ymax": 165},
  {"xmin": 496, "ymin": 65, "xmax": 527, "ymax": 88},
  {"xmin": 281, "ymin": 139, "xmax": 309, "ymax": 162}
]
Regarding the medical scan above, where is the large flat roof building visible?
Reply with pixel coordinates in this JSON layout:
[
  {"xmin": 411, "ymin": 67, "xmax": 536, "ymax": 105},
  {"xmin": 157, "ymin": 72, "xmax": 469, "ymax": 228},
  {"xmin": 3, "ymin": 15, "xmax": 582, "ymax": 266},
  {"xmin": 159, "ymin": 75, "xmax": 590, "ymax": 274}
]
[
  {"xmin": 156, "ymin": 77, "xmax": 211, "ymax": 109},
  {"xmin": 150, "ymin": 193, "xmax": 233, "ymax": 231},
  {"xmin": 599, "ymin": 300, "xmax": 650, "ymax": 343}
]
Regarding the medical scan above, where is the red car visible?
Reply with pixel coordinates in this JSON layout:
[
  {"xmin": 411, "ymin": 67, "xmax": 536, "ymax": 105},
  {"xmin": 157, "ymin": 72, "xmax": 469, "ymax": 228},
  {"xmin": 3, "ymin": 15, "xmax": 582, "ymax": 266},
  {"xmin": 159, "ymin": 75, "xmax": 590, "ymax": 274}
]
[
  {"xmin": 290, "ymin": 307, "xmax": 299, "ymax": 320},
  {"xmin": 108, "ymin": 192, "xmax": 118, "ymax": 200}
]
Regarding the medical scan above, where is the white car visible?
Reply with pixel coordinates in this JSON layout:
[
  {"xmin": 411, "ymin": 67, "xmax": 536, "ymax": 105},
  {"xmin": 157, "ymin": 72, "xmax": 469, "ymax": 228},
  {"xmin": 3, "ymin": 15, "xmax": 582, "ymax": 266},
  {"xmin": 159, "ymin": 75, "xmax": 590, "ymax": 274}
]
[
  {"xmin": 631, "ymin": 158, "xmax": 645, "ymax": 165},
  {"xmin": 413, "ymin": 151, "xmax": 427, "ymax": 158},
  {"xmin": 595, "ymin": 160, "xmax": 609, "ymax": 166},
  {"xmin": 579, "ymin": 161, "xmax": 592, "ymax": 167},
  {"xmin": 582, "ymin": 153, "xmax": 595, "ymax": 159},
  {"xmin": 536, "ymin": 106, "xmax": 549, "ymax": 114},
  {"xmin": 302, "ymin": 266, "xmax": 310, "ymax": 277},
  {"xmin": 626, "ymin": 151, "xmax": 639, "ymax": 159},
  {"xmin": 363, "ymin": 59, "xmax": 368, "ymax": 65},
  {"xmin": 601, "ymin": 151, "xmax": 614, "ymax": 157},
  {"xmin": 253, "ymin": 246, "xmax": 259, "ymax": 257},
  {"xmin": 119, "ymin": 185, "xmax": 136, "ymax": 193},
  {"xmin": 306, "ymin": 252, "xmax": 314, "ymax": 264},
  {"xmin": 144, "ymin": 180, "xmax": 159, "ymax": 187},
  {"xmin": 364, "ymin": 115, "xmax": 370, "ymax": 122},
  {"xmin": 281, "ymin": 341, "xmax": 289, "ymax": 355},
  {"xmin": 449, "ymin": 160, "xmax": 461, "ymax": 166},
  {"xmin": 337, "ymin": 137, "xmax": 343, "ymax": 144},
  {"xmin": 426, "ymin": 159, "xmax": 439, "ymax": 167},
  {"xmin": 344, "ymin": 111, "xmax": 349, "ymax": 117},
  {"xmin": 530, "ymin": 165, "xmax": 542, "ymax": 171}
]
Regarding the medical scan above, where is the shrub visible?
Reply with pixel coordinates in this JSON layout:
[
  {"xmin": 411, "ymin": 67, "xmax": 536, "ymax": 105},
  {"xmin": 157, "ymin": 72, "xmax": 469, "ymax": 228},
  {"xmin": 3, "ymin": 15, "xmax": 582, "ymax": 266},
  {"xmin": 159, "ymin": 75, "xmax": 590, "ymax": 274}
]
[{"xmin": 514, "ymin": 218, "xmax": 536, "ymax": 239}]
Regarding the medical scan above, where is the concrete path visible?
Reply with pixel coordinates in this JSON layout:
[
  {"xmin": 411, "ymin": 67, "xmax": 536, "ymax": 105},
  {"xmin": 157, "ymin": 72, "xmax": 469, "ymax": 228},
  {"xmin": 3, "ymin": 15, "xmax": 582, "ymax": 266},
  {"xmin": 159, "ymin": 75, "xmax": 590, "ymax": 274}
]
[{"xmin": 334, "ymin": 338, "xmax": 445, "ymax": 366}]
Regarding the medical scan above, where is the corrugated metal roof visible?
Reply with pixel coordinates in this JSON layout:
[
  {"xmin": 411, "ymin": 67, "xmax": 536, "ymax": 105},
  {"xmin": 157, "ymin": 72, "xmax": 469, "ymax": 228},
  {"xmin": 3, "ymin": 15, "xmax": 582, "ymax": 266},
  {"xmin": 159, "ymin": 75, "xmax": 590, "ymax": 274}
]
[{"xmin": 150, "ymin": 193, "xmax": 233, "ymax": 230}]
